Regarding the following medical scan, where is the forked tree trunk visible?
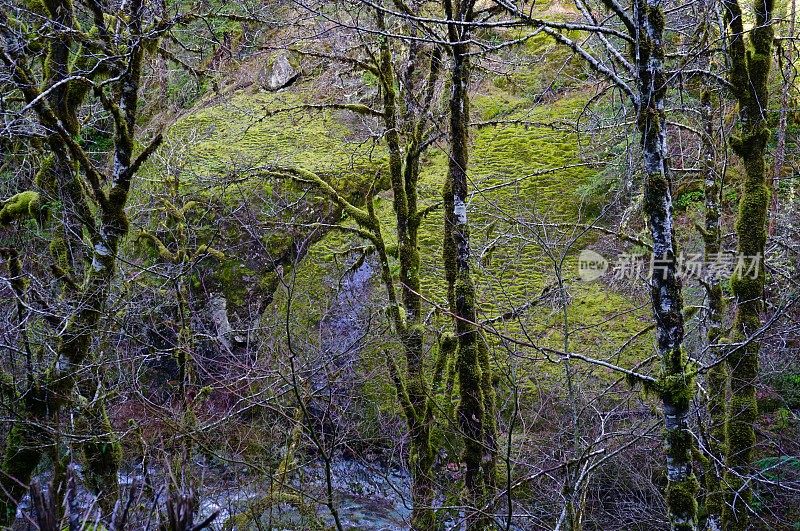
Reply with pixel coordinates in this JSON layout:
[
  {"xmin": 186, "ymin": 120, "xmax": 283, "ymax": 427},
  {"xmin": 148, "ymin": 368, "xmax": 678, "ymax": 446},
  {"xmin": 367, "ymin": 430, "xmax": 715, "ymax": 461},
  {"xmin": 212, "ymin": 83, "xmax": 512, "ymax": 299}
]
[
  {"xmin": 443, "ymin": 0, "xmax": 497, "ymax": 526},
  {"xmin": 0, "ymin": 0, "xmax": 150, "ymax": 521}
]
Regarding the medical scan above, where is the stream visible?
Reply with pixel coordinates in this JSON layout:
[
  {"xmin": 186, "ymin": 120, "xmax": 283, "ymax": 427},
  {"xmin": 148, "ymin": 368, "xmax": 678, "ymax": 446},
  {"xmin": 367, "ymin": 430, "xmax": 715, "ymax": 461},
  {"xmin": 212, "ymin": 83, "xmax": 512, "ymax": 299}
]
[
  {"xmin": 196, "ymin": 457, "xmax": 412, "ymax": 530},
  {"xmin": 199, "ymin": 258, "xmax": 416, "ymax": 529}
]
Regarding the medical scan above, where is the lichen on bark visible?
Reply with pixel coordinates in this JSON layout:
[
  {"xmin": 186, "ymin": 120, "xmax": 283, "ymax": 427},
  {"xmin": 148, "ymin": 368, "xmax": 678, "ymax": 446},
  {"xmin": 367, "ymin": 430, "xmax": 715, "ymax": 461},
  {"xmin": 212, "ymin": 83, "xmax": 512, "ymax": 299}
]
[
  {"xmin": 719, "ymin": 0, "xmax": 774, "ymax": 527},
  {"xmin": 634, "ymin": 0, "xmax": 699, "ymax": 527}
]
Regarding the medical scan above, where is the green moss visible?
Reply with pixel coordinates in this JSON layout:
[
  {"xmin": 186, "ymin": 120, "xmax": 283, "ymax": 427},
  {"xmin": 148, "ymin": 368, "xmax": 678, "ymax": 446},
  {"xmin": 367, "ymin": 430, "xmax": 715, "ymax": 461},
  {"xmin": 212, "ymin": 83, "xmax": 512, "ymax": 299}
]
[
  {"xmin": 165, "ymin": 91, "xmax": 384, "ymax": 185},
  {"xmin": 721, "ymin": 2, "xmax": 774, "ymax": 523},
  {"xmin": 138, "ymin": 88, "xmax": 390, "ymax": 310},
  {"xmin": 658, "ymin": 371, "xmax": 695, "ymax": 411},
  {"xmin": 415, "ymin": 96, "xmax": 604, "ymax": 308},
  {"xmin": 317, "ymin": 91, "xmax": 651, "ymax": 413},
  {"xmin": 490, "ymin": 28, "xmax": 587, "ymax": 101},
  {"xmin": 210, "ymin": 259, "xmax": 256, "ymax": 307},
  {"xmin": 676, "ymin": 189, "xmax": 703, "ymax": 210},
  {"xmin": 0, "ymin": 191, "xmax": 42, "ymax": 225},
  {"xmin": 439, "ymin": 333, "xmax": 457, "ymax": 357},
  {"xmin": 726, "ymin": 393, "xmax": 758, "ymax": 448},
  {"xmin": 666, "ymin": 475, "xmax": 700, "ymax": 530}
]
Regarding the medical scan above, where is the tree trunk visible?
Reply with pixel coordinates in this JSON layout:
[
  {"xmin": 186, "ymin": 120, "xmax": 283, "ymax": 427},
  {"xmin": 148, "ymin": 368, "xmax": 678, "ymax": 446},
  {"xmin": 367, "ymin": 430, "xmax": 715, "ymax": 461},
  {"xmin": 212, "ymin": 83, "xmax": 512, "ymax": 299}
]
[
  {"xmin": 771, "ymin": 0, "xmax": 795, "ymax": 234},
  {"xmin": 0, "ymin": 1, "xmax": 148, "ymax": 519},
  {"xmin": 720, "ymin": 1, "xmax": 773, "ymax": 527},
  {"xmin": 373, "ymin": 15, "xmax": 439, "ymax": 526},
  {"xmin": 635, "ymin": 0, "xmax": 699, "ymax": 528},
  {"xmin": 443, "ymin": 0, "xmax": 497, "ymax": 526},
  {"xmin": 699, "ymin": 90, "xmax": 726, "ymax": 531}
]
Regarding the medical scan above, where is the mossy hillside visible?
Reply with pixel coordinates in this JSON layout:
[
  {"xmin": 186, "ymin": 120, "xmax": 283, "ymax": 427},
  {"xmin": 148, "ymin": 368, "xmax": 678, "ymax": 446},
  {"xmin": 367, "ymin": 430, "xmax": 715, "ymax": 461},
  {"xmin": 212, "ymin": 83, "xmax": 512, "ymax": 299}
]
[
  {"xmin": 415, "ymin": 93, "xmax": 649, "ymax": 362},
  {"xmin": 154, "ymin": 60, "xmax": 651, "ymax": 449},
  {"xmin": 135, "ymin": 89, "xmax": 388, "ymax": 307},
  {"xmin": 165, "ymin": 90, "xmax": 384, "ymax": 188},
  {"xmin": 489, "ymin": 25, "xmax": 587, "ymax": 101},
  {"xmin": 240, "ymin": 18, "xmax": 647, "ymax": 375},
  {"xmin": 277, "ymin": 88, "xmax": 651, "ymax": 440}
]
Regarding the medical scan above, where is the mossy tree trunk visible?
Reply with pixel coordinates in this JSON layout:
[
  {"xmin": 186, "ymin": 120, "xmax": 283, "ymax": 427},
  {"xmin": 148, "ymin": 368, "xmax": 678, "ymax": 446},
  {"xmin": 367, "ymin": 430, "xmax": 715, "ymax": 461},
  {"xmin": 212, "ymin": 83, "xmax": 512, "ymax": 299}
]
[
  {"xmin": 376, "ymin": 12, "xmax": 440, "ymax": 526},
  {"xmin": 699, "ymin": 90, "xmax": 727, "ymax": 531},
  {"xmin": 720, "ymin": 0, "xmax": 774, "ymax": 528},
  {"xmin": 0, "ymin": 0, "xmax": 161, "ymax": 521},
  {"xmin": 38, "ymin": 0, "xmax": 92, "ymax": 280},
  {"xmin": 36, "ymin": 0, "xmax": 123, "ymax": 514},
  {"xmin": 1, "ymin": 0, "xmax": 120, "ymax": 516},
  {"xmin": 442, "ymin": 0, "xmax": 497, "ymax": 526},
  {"xmin": 634, "ymin": 0, "xmax": 699, "ymax": 528},
  {"xmin": 499, "ymin": 0, "xmax": 700, "ymax": 524}
]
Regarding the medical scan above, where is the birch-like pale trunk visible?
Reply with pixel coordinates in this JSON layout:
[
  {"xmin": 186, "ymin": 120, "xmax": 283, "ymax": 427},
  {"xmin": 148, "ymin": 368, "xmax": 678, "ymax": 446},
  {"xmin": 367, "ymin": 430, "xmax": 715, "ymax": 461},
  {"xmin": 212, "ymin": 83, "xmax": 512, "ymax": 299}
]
[
  {"xmin": 699, "ymin": 90, "xmax": 727, "ymax": 531},
  {"xmin": 635, "ymin": 0, "xmax": 699, "ymax": 528}
]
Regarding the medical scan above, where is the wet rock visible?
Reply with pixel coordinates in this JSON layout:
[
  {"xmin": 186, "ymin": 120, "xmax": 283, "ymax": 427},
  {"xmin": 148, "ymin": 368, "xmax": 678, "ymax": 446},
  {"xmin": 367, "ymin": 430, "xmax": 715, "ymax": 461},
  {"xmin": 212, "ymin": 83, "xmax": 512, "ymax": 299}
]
[{"xmin": 262, "ymin": 53, "xmax": 299, "ymax": 91}]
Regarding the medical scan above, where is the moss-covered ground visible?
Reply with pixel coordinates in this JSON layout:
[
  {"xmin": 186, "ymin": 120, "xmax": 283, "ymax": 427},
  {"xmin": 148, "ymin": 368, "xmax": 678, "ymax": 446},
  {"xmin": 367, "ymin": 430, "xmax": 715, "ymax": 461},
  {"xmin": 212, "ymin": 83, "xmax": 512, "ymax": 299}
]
[{"xmin": 165, "ymin": 90, "xmax": 384, "ymax": 183}]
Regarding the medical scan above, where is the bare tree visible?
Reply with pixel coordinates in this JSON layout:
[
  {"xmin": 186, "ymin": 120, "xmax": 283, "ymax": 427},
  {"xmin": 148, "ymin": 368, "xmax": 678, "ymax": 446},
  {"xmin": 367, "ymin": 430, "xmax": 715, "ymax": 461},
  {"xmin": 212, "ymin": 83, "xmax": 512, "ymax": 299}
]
[
  {"xmin": 440, "ymin": 0, "xmax": 500, "ymax": 525},
  {"xmin": 0, "ymin": 0, "xmax": 171, "ymax": 521},
  {"xmin": 719, "ymin": 0, "xmax": 775, "ymax": 527}
]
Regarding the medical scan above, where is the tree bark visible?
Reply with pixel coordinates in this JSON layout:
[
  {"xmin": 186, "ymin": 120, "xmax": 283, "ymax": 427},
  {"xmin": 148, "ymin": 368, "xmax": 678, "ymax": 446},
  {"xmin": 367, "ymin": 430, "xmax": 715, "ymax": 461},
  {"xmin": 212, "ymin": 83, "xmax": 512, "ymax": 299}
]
[
  {"xmin": 771, "ymin": 0, "xmax": 795, "ymax": 233},
  {"xmin": 0, "ymin": 0, "xmax": 150, "ymax": 521},
  {"xmin": 720, "ymin": 0, "xmax": 774, "ymax": 527},
  {"xmin": 635, "ymin": 0, "xmax": 699, "ymax": 528},
  {"xmin": 699, "ymin": 90, "xmax": 726, "ymax": 531},
  {"xmin": 442, "ymin": 0, "xmax": 497, "ymax": 526}
]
